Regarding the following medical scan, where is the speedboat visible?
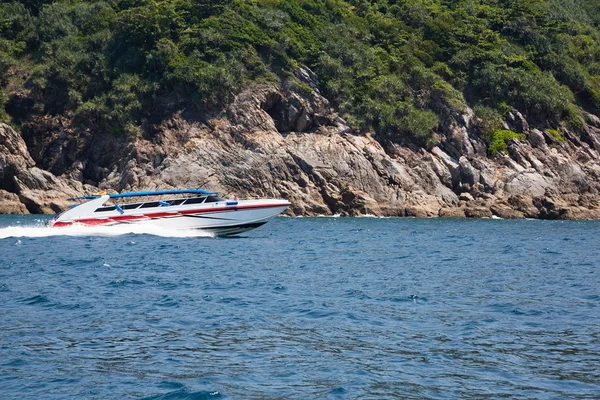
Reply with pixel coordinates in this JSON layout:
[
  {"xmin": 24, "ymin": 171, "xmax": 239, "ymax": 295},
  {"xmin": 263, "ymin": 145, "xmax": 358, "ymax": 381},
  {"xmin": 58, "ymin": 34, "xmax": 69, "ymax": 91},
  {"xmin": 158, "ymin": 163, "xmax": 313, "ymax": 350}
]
[{"xmin": 49, "ymin": 189, "xmax": 291, "ymax": 235}]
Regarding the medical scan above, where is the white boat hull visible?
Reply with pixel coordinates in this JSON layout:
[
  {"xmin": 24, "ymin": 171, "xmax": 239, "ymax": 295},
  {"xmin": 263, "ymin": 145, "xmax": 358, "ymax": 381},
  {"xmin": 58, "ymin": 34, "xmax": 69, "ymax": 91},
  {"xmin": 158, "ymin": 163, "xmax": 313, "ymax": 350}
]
[{"xmin": 49, "ymin": 196, "xmax": 290, "ymax": 236}]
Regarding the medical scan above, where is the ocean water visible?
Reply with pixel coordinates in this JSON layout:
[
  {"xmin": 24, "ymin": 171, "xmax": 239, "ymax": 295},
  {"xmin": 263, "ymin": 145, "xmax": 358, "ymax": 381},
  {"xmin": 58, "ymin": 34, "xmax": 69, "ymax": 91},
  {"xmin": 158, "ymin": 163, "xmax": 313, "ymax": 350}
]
[{"xmin": 0, "ymin": 215, "xmax": 599, "ymax": 399}]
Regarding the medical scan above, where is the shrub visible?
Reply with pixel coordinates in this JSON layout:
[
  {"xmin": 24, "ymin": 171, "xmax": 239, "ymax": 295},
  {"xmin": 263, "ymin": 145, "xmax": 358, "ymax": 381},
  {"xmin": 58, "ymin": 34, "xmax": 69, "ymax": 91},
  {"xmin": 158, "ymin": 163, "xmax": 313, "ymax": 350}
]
[
  {"xmin": 473, "ymin": 105, "xmax": 503, "ymax": 136},
  {"xmin": 472, "ymin": 63, "xmax": 574, "ymax": 122},
  {"xmin": 473, "ymin": 106, "xmax": 526, "ymax": 155},
  {"xmin": 565, "ymin": 104, "xmax": 585, "ymax": 133},
  {"xmin": 547, "ymin": 128, "xmax": 565, "ymax": 142},
  {"xmin": 487, "ymin": 129, "xmax": 526, "ymax": 155},
  {"xmin": 0, "ymin": 2, "xmax": 37, "ymax": 52},
  {"xmin": 0, "ymin": 88, "xmax": 9, "ymax": 123}
]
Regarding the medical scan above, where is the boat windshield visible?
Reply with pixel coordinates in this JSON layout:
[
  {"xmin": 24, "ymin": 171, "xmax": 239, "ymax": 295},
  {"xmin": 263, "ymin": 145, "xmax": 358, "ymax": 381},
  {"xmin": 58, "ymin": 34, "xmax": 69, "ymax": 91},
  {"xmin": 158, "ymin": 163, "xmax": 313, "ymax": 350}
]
[{"xmin": 93, "ymin": 194, "xmax": 225, "ymax": 213}]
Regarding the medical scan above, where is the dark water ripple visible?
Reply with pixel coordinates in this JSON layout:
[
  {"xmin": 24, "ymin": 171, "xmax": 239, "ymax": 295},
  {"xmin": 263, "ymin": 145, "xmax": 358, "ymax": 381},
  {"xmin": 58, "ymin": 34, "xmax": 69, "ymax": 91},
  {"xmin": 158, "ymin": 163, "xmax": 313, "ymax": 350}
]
[{"xmin": 1, "ymin": 216, "xmax": 599, "ymax": 398}]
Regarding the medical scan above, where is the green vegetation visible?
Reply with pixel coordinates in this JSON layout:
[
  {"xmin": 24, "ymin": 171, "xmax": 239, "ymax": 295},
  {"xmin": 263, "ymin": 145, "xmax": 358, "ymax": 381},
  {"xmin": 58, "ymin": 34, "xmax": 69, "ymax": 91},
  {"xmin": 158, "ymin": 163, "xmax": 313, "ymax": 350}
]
[
  {"xmin": 473, "ymin": 105, "xmax": 525, "ymax": 154},
  {"xmin": 547, "ymin": 128, "xmax": 566, "ymax": 143},
  {"xmin": 487, "ymin": 129, "xmax": 526, "ymax": 155},
  {"xmin": 2, "ymin": 0, "xmax": 600, "ymax": 148}
]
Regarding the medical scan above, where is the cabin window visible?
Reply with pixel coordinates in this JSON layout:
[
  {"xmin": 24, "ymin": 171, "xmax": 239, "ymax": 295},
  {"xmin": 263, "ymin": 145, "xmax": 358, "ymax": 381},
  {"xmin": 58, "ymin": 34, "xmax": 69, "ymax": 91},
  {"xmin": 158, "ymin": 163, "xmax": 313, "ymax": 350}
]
[
  {"xmin": 122, "ymin": 203, "xmax": 141, "ymax": 210},
  {"xmin": 140, "ymin": 201, "xmax": 161, "ymax": 208},
  {"xmin": 95, "ymin": 206, "xmax": 116, "ymax": 212},
  {"xmin": 168, "ymin": 199, "xmax": 185, "ymax": 206},
  {"xmin": 183, "ymin": 197, "xmax": 207, "ymax": 205},
  {"xmin": 206, "ymin": 196, "xmax": 224, "ymax": 203}
]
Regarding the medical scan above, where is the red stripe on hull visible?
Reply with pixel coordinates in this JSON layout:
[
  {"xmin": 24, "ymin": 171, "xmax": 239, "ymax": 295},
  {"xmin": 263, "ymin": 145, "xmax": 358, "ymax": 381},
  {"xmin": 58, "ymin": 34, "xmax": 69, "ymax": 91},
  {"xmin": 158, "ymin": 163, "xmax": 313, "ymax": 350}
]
[
  {"xmin": 74, "ymin": 218, "xmax": 113, "ymax": 226},
  {"xmin": 53, "ymin": 202, "xmax": 290, "ymax": 227},
  {"xmin": 52, "ymin": 221, "xmax": 73, "ymax": 227},
  {"xmin": 176, "ymin": 203, "xmax": 290, "ymax": 217},
  {"xmin": 178, "ymin": 207, "xmax": 232, "ymax": 215},
  {"xmin": 140, "ymin": 212, "xmax": 175, "ymax": 218},
  {"xmin": 110, "ymin": 215, "xmax": 149, "ymax": 222}
]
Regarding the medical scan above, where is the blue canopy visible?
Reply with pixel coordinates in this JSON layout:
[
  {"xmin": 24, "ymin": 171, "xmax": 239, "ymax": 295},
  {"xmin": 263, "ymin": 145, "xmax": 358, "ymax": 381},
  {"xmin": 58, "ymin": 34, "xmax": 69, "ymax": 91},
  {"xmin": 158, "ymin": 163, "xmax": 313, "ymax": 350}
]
[{"xmin": 67, "ymin": 189, "xmax": 217, "ymax": 201}]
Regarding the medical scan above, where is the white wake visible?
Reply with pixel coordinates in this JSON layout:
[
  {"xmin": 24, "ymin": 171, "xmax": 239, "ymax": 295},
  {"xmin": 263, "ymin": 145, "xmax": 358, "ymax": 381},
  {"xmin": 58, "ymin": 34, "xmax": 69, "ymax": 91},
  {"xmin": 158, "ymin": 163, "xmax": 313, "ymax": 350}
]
[{"xmin": 0, "ymin": 222, "xmax": 214, "ymax": 239}]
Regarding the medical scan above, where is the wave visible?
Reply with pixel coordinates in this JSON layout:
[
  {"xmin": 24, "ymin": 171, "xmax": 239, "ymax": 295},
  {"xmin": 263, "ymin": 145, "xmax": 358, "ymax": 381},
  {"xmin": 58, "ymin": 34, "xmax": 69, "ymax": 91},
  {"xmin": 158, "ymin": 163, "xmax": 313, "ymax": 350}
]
[{"xmin": 0, "ymin": 222, "xmax": 214, "ymax": 239}]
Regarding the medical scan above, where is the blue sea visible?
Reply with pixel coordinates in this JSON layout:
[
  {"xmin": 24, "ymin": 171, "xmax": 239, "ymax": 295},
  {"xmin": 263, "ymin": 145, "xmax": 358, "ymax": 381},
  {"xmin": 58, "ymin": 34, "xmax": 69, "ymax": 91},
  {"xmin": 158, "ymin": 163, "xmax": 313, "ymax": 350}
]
[{"xmin": 1, "ymin": 215, "xmax": 599, "ymax": 399}]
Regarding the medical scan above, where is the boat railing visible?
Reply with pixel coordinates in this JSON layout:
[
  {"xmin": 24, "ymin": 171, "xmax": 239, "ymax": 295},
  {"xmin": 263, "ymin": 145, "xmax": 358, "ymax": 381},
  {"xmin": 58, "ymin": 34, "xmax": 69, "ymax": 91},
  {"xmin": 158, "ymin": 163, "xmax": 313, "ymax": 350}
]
[{"xmin": 91, "ymin": 193, "xmax": 226, "ymax": 213}]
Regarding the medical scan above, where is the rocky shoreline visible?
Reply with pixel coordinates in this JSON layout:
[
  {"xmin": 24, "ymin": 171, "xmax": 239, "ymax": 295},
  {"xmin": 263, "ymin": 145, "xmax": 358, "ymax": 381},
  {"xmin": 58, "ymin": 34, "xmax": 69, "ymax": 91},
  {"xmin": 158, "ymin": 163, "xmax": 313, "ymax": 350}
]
[{"xmin": 2, "ymin": 69, "xmax": 600, "ymax": 219}]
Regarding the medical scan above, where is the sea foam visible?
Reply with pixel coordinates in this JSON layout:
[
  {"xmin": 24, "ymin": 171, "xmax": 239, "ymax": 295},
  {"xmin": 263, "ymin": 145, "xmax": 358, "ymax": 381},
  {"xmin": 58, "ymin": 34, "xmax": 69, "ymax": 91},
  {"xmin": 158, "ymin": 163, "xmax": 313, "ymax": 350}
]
[{"xmin": 0, "ymin": 222, "xmax": 213, "ymax": 239}]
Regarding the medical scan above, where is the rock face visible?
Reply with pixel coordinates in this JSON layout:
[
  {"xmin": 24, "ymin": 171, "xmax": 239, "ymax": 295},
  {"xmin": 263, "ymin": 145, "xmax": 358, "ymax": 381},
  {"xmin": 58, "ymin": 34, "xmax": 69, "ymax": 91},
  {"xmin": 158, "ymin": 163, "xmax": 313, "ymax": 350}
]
[
  {"xmin": 3, "ymin": 68, "xmax": 600, "ymax": 219},
  {"xmin": 0, "ymin": 124, "xmax": 94, "ymax": 213}
]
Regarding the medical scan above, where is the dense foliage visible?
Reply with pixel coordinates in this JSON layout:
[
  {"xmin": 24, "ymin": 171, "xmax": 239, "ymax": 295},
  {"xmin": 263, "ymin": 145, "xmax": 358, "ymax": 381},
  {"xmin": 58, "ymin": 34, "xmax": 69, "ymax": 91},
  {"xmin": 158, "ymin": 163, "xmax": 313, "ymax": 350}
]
[{"xmin": 2, "ymin": 0, "xmax": 600, "ymax": 145}]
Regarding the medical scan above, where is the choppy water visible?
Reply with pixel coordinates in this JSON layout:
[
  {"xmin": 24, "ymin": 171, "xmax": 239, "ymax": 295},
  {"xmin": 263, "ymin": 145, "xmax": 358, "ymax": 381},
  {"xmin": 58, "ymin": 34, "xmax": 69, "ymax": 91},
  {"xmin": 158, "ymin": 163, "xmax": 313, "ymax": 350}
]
[{"xmin": 1, "ymin": 215, "xmax": 599, "ymax": 399}]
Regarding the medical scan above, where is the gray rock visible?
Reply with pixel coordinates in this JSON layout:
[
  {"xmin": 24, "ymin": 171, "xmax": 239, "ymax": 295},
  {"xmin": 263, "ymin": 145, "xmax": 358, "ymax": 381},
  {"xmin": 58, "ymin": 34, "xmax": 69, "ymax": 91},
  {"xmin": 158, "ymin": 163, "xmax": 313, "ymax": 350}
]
[
  {"xmin": 445, "ymin": 125, "xmax": 475, "ymax": 159},
  {"xmin": 584, "ymin": 112, "xmax": 600, "ymax": 128},
  {"xmin": 3, "ymin": 79, "xmax": 600, "ymax": 220},
  {"xmin": 460, "ymin": 192, "xmax": 474, "ymax": 202},
  {"xmin": 459, "ymin": 106, "xmax": 475, "ymax": 130},
  {"xmin": 465, "ymin": 206, "xmax": 493, "ymax": 218},
  {"xmin": 296, "ymin": 66, "xmax": 319, "ymax": 89},
  {"xmin": 508, "ymin": 109, "xmax": 529, "ymax": 133},
  {"xmin": 0, "ymin": 123, "xmax": 95, "ymax": 213},
  {"xmin": 458, "ymin": 156, "xmax": 480, "ymax": 189},
  {"xmin": 0, "ymin": 189, "xmax": 28, "ymax": 214},
  {"xmin": 439, "ymin": 207, "xmax": 466, "ymax": 218}
]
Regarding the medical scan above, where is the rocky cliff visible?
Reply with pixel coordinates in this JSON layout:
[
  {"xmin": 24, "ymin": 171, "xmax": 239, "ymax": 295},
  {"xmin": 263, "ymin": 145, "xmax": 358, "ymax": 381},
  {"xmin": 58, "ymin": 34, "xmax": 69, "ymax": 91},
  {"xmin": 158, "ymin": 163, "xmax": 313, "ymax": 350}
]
[{"xmin": 2, "ymin": 69, "xmax": 600, "ymax": 219}]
